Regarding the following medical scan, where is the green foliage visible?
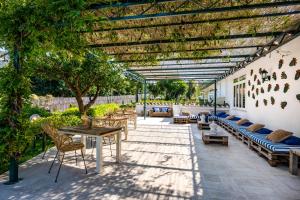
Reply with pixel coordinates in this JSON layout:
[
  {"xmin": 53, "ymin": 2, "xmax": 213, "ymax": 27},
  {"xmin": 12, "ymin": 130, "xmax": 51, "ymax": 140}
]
[
  {"xmin": 88, "ymin": 103, "xmax": 120, "ymax": 117},
  {"xmin": 157, "ymin": 80, "xmax": 188, "ymax": 101},
  {"xmin": 22, "ymin": 105, "xmax": 51, "ymax": 119},
  {"xmin": 60, "ymin": 107, "xmax": 81, "ymax": 117},
  {"xmin": 148, "ymin": 83, "xmax": 162, "ymax": 98},
  {"xmin": 34, "ymin": 49, "xmax": 125, "ymax": 115},
  {"xmin": 31, "ymin": 78, "xmax": 73, "ymax": 97},
  {"xmin": 186, "ymin": 80, "xmax": 196, "ymax": 100}
]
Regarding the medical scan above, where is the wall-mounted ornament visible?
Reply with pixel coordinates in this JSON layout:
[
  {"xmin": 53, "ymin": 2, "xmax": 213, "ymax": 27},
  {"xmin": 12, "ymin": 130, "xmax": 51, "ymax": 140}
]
[
  {"xmin": 268, "ymin": 84, "xmax": 272, "ymax": 92},
  {"xmin": 251, "ymin": 85, "xmax": 255, "ymax": 91},
  {"xmin": 250, "ymin": 69, "xmax": 253, "ymax": 76},
  {"xmin": 248, "ymin": 90, "xmax": 250, "ymax": 97},
  {"xmin": 295, "ymin": 70, "xmax": 300, "ymax": 80},
  {"xmin": 283, "ymin": 83, "xmax": 289, "ymax": 93},
  {"xmin": 259, "ymin": 68, "xmax": 262, "ymax": 73},
  {"xmin": 254, "ymin": 74, "xmax": 257, "ymax": 81},
  {"xmin": 248, "ymin": 80, "xmax": 251, "ymax": 86},
  {"xmin": 281, "ymin": 71, "xmax": 287, "ymax": 79},
  {"xmin": 281, "ymin": 101, "xmax": 287, "ymax": 109},
  {"xmin": 272, "ymin": 72, "xmax": 277, "ymax": 80},
  {"xmin": 257, "ymin": 79, "xmax": 261, "ymax": 85},
  {"xmin": 256, "ymin": 100, "xmax": 259, "ymax": 107},
  {"xmin": 261, "ymin": 87, "xmax": 264, "ymax": 93},
  {"xmin": 256, "ymin": 88, "xmax": 259, "ymax": 95},
  {"xmin": 263, "ymin": 99, "xmax": 268, "ymax": 106},
  {"xmin": 296, "ymin": 94, "xmax": 300, "ymax": 102},
  {"xmin": 274, "ymin": 84, "xmax": 279, "ymax": 91},
  {"xmin": 278, "ymin": 59, "xmax": 283, "ymax": 69},
  {"xmin": 271, "ymin": 96, "xmax": 275, "ymax": 105},
  {"xmin": 289, "ymin": 58, "xmax": 297, "ymax": 66},
  {"xmin": 260, "ymin": 69, "xmax": 271, "ymax": 83},
  {"xmin": 252, "ymin": 93, "xmax": 255, "ymax": 99}
]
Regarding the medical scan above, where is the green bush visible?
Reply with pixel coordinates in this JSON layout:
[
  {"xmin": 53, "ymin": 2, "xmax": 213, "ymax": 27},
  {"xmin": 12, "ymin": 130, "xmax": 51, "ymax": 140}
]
[
  {"xmin": 22, "ymin": 104, "xmax": 51, "ymax": 118},
  {"xmin": 87, "ymin": 103, "xmax": 119, "ymax": 117},
  {"xmin": 61, "ymin": 107, "xmax": 81, "ymax": 117}
]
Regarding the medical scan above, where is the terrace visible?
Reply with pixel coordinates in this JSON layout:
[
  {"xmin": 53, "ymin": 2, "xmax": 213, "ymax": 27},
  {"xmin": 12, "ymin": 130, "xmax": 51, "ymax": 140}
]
[
  {"xmin": 1, "ymin": 117, "xmax": 300, "ymax": 200},
  {"xmin": 1, "ymin": 0, "xmax": 300, "ymax": 200}
]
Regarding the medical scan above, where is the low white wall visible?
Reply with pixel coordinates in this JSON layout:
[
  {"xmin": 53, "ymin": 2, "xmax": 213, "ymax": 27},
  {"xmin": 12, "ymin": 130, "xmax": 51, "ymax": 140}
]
[
  {"xmin": 136, "ymin": 104, "xmax": 229, "ymax": 116},
  {"xmin": 204, "ymin": 36, "xmax": 300, "ymax": 136}
]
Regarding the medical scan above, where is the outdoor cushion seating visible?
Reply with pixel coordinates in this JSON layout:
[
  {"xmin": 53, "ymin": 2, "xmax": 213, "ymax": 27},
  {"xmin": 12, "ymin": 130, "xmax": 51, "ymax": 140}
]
[
  {"xmin": 149, "ymin": 106, "xmax": 173, "ymax": 117},
  {"xmin": 241, "ymin": 121, "xmax": 253, "ymax": 127},
  {"xmin": 255, "ymin": 128, "xmax": 273, "ymax": 135},
  {"xmin": 236, "ymin": 118, "xmax": 248, "ymax": 125},
  {"xmin": 229, "ymin": 117, "xmax": 241, "ymax": 121},
  {"xmin": 266, "ymin": 129, "xmax": 293, "ymax": 143},
  {"xmin": 247, "ymin": 123, "xmax": 265, "ymax": 132},
  {"xmin": 282, "ymin": 136, "xmax": 300, "ymax": 145},
  {"xmin": 210, "ymin": 114, "xmax": 300, "ymax": 167},
  {"xmin": 249, "ymin": 133, "xmax": 300, "ymax": 152},
  {"xmin": 153, "ymin": 107, "xmax": 161, "ymax": 112},
  {"xmin": 225, "ymin": 115, "xmax": 235, "ymax": 120}
]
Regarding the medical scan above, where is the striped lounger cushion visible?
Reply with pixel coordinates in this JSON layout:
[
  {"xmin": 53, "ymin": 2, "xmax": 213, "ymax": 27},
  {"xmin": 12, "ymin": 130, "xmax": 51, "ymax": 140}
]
[
  {"xmin": 249, "ymin": 134, "xmax": 300, "ymax": 153},
  {"xmin": 189, "ymin": 115, "xmax": 200, "ymax": 120}
]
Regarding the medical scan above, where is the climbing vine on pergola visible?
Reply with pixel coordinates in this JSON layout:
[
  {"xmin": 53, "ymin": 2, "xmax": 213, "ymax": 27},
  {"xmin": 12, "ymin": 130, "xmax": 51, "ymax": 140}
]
[{"xmin": 83, "ymin": 0, "xmax": 300, "ymax": 83}]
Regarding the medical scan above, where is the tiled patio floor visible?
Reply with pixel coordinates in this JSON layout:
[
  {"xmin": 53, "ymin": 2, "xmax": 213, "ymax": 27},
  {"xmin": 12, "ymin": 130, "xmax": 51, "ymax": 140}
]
[{"xmin": 1, "ymin": 117, "xmax": 300, "ymax": 200}]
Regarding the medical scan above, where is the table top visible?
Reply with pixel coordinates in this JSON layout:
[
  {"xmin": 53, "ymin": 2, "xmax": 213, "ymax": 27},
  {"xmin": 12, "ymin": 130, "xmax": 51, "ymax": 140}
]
[
  {"xmin": 202, "ymin": 130, "xmax": 227, "ymax": 137},
  {"xmin": 197, "ymin": 121, "xmax": 209, "ymax": 125},
  {"xmin": 59, "ymin": 126, "xmax": 122, "ymax": 136},
  {"xmin": 174, "ymin": 115, "xmax": 189, "ymax": 119},
  {"xmin": 94, "ymin": 116, "xmax": 128, "ymax": 121}
]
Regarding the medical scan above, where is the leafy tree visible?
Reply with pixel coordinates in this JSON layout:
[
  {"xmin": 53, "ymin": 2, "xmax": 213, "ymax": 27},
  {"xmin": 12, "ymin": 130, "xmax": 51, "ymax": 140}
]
[
  {"xmin": 35, "ymin": 50, "xmax": 125, "ymax": 116},
  {"xmin": 31, "ymin": 77, "xmax": 73, "ymax": 97},
  {"xmin": 157, "ymin": 80, "xmax": 188, "ymax": 101},
  {"xmin": 0, "ymin": 0, "xmax": 93, "ymax": 183},
  {"xmin": 186, "ymin": 80, "xmax": 196, "ymax": 100},
  {"xmin": 148, "ymin": 83, "xmax": 162, "ymax": 98}
]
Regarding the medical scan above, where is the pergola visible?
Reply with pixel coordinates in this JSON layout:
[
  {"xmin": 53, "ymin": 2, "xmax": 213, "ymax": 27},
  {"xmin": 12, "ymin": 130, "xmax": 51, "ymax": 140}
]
[{"xmin": 85, "ymin": 0, "xmax": 300, "ymax": 116}]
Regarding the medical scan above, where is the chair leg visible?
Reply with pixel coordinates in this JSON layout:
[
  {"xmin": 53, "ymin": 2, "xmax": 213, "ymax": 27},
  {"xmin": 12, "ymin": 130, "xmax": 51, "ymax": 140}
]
[
  {"xmin": 109, "ymin": 137, "xmax": 113, "ymax": 156},
  {"xmin": 75, "ymin": 150, "xmax": 78, "ymax": 166},
  {"xmin": 42, "ymin": 144, "xmax": 49, "ymax": 159},
  {"xmin": 55, "ymin": 153, "xmax": 65, "ymax": 183},
  {"xmin": 49, "ymin": 151, "xmax": 58, "ymax": 174},
  {"xmin": 91, "ymin": 138, "xmax": 95, "ymax": 157},
  {"xmin": 81, "ymin": 149, "xmax": 88, "ymax": 174}
]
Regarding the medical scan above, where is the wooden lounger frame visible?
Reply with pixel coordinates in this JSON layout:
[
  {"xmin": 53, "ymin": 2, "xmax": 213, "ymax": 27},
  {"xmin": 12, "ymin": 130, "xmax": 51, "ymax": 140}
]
[{"xmin": 214, "ymin": 119, "xmax": 289, "ymax": 167}]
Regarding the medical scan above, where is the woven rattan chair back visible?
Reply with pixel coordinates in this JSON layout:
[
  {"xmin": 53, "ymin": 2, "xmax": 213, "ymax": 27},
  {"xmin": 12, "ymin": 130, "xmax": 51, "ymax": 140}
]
[{"xmin": 41, "ymin": 123, "xmax": 72, "ymax": 150}]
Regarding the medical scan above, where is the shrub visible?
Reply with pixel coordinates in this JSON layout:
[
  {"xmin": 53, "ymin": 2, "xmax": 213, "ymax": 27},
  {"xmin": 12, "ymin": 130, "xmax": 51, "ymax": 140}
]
[
  {"xmin": 61, "ymin": 107, "xmax": 81, "ymax": 117},
  {"xmin": 88, "ymin": 103, "xmax": 119, "ymax": 117},
  {"xmin": 22, "ymin": 104, "xmax": 51, "ymax": 118}
]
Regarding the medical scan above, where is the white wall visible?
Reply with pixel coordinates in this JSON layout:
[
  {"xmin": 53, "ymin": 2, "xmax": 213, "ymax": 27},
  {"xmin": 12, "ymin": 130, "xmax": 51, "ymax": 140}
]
[{"xmin": 210, "ymin": 36, "xmax": 300, "ymax": 136}]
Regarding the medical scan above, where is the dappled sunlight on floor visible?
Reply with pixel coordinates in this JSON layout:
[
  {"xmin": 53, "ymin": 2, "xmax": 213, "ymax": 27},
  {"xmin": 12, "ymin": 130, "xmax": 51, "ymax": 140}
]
[{"xmin": 1, "ymin": 117, "xmax": 300, "ymax": 200}]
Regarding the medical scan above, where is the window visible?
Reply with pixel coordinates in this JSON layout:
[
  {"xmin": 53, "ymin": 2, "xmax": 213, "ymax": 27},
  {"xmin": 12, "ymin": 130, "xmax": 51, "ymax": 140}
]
[{"xmin": 233, "ymin": 75, "xmax": 246, "ymax": 108}]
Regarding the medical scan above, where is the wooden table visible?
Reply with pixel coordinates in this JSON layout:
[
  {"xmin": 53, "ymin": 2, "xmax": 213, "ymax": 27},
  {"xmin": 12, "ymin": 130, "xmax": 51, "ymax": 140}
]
[
  {"xmin": 289, "ymin": 149, "xmax": 300, "ymax": 175},
  {"xmin": 202, "ymin": 130, "xmax": 228, "ymax": 146},
  {"xmin": 173, "ymin": 116, "xmax": 189, "ymax": 124},
  {"xmin": 197, "ymin": 121, "xmax": 210, "ymax": 130},
  {"xmin": 59, "ymin": 126, "xmax": 122, "ymax": 174}
]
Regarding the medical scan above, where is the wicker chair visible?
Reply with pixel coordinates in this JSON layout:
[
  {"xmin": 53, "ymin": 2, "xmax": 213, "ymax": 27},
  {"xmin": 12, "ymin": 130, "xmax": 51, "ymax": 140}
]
[{"xmin": 41, "ymin": 123, "xmax": 88, "ymax": 183}]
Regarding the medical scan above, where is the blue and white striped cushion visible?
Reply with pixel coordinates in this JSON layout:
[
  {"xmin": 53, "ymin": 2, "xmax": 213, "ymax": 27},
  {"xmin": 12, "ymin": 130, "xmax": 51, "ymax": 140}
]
[
  {"xmin": 238, "ymin": 128, "xmax": 255, "ymax": 138},
  {"xmin": 250, "ymin": 133, "xmax": 300, "ymax": 152},
  {"xmin": 189, "ymin": 115, "xmax": 200, "ymax": 119},
  {"xmin": 215, "ymin": 117, "xmax": 300, "ymax": 152}
]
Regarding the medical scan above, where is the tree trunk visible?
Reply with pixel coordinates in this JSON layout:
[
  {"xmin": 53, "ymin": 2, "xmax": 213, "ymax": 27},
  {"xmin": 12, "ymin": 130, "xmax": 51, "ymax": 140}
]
[{"xmin": 75, "ymin": 94, "xmax": 86, "ymax": 116}]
